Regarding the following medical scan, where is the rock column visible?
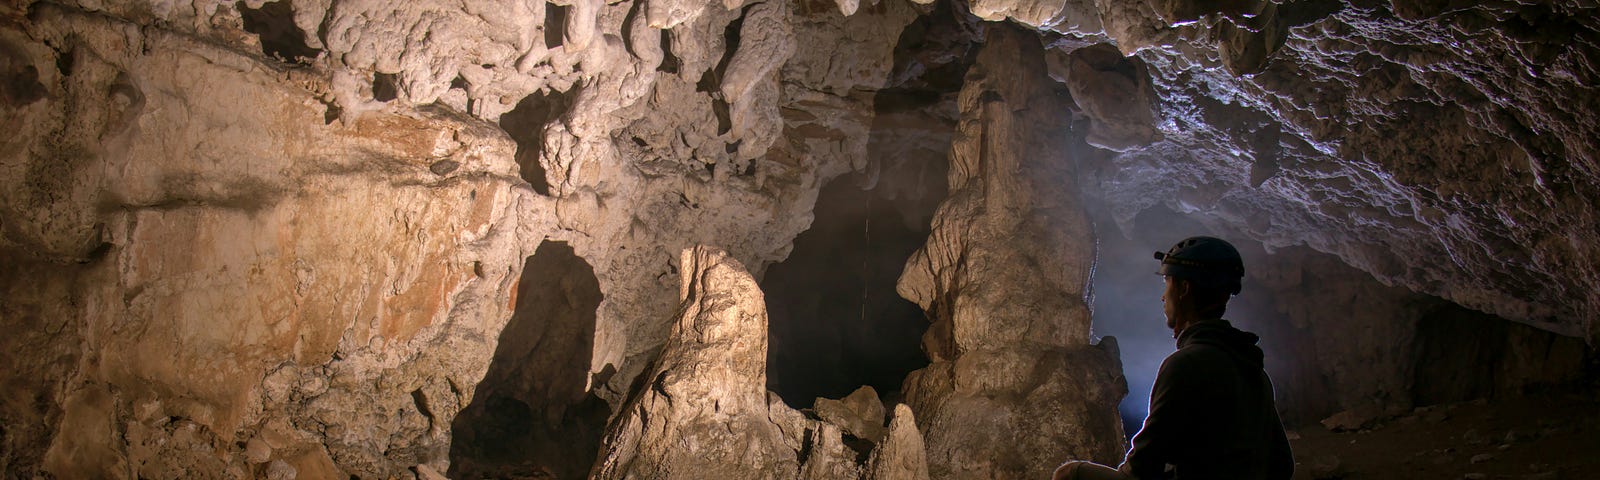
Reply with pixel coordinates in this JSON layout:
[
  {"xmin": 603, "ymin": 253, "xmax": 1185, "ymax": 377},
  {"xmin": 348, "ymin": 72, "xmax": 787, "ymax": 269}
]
[{"xmin": 896, "ymin": 26, "xmax": 1128, "ymax": 479}]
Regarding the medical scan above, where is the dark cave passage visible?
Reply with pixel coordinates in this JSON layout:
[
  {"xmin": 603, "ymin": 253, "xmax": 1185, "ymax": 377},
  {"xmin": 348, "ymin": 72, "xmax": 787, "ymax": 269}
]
[
  {"xmin": 762, "ymin": 166, "xmax": 945, "ymax": 409},
  {"xmin": 449, "ymin": 241, "xmax": 608, "ymax": 480},
  {"xmin": 762, "ymin": 175, "xmax": 932, "ymax": 409}
]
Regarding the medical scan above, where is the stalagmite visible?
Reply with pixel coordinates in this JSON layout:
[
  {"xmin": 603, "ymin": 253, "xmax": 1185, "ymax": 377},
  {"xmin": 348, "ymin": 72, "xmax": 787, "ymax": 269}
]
[{"xmin": 895, "ymin": 26, "xmax": 1127, "ymax": 479}]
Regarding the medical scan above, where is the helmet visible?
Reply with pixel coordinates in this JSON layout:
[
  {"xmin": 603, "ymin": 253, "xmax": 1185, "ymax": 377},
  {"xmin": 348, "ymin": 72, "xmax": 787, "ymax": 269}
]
[{"xmin": 1154, "ymin": 236, "xmax": 1245, "ymax": 295}]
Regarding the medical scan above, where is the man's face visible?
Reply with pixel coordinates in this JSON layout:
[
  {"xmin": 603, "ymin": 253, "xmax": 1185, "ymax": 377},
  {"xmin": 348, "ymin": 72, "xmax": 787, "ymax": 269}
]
[{"xmin": 1161, "ymin": 276, "xmax": 1178, "ymax": 331}]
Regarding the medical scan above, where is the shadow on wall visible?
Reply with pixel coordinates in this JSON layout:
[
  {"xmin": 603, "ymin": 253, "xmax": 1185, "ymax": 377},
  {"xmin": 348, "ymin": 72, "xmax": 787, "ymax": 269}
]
[{"xmin": 449, "ymin": 241, "xmax": 608, "ymax": 480}]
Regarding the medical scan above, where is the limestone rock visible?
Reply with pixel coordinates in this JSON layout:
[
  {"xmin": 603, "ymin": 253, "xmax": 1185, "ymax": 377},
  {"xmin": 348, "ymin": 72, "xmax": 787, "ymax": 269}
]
[
  {"xmin": 591, "ymin": 246, "xmax": 799, "ymax": 479},
  {"xmin": 813, "ymin": 385, "xmax": 888, "ymax": 442},
  {"xmin": 865, "ymin": 404, "xmax": 932, "ymax": 480},
  {"xmin": 895, "ymin": 26, "xmax": 1127, "ymax": 479},
  {"xmin": 1052, "ymin": 43, "xmax": 1162, "ymax": 151}
]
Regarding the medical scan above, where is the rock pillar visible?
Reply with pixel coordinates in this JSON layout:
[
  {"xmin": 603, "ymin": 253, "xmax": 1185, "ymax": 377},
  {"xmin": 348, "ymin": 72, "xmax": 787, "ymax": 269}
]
[{"xmin": 896, "ymin": 26, "xmax": 1128, "ymax": 479}]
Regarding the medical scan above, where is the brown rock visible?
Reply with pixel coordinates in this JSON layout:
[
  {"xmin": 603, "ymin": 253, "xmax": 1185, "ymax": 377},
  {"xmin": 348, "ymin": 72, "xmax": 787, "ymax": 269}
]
[
  {"xmin": 865, "ymin": 404, "xmax": 932, "ymax": 480},
  {"xmin": 895, "ymin": 26, "xmax": 1127, "ymax": 479},
  {"xmin": 813, "ymin": 385, "xmax": 888, "ymax": 442}
]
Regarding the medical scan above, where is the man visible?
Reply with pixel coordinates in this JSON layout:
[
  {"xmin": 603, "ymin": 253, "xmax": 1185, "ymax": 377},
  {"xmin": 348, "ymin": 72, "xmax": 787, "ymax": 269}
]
[{"xmin": 1056, "ymin": 236, "xmax": 1294, "ymax": 480}]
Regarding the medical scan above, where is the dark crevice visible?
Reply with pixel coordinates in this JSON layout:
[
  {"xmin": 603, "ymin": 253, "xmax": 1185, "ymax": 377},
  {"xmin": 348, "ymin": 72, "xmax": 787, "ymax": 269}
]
[
  {"xmin": 449, "ymin": 241, "xmax": 607, "ymax": 480},
  {"xmin": 236, "ymin": 0, "xmax": 319, "ymax": 64},
  {"xmin": 53, "ymin": 44, "xmax": 74, "ymax": 77},
  {"xmin": 763, "ymin": 166, "xmax": 945, "ymax": 408},
  {"xmin": 372, "ymin": 72, "xmax": 398, "ymax": 102},
  {"xmin": 545, "ymin": 2, "xmax": 569, "ymax": 49},
  {"xmin": 500, "ymin": 87, "xmax": 579, "ymax": 195},
  {"xmin": 696, "ymin": 8, "xmax": 748, "ymax": 136},
  {"xmin": 657, "ymin": 30, "xmax": 680, "ymax": 74}
]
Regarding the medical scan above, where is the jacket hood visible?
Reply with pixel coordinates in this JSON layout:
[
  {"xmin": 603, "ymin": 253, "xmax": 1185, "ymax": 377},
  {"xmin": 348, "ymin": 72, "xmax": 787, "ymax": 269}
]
[{"xmin": 1177, "ymin": 319, "xmax": 1265, "ymax": 368}]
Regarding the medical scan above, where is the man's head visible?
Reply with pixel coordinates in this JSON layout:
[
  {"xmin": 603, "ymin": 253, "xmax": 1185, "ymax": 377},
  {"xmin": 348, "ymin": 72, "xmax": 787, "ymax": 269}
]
[{"xmin": 1154, "ymin": 236, "xmax": 1244, "ymax": 332}]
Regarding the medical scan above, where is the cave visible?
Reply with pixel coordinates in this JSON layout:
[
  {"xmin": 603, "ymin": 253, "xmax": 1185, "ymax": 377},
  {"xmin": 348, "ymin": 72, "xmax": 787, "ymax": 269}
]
[
  {"xmin": 4, "ymin": 0, "xmax": 1600, "ymax": 479},
  {"xmin": 448, "ymin": 241, "xmax": 607, "ymax": 480},
  {"xmin": 761, "ymin": 169, "xmax": 940, "ymax": 409}
]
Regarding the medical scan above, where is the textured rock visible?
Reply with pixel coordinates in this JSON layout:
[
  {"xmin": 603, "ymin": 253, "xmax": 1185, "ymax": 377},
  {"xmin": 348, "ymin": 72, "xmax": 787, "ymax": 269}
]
[
  {"xmin": 865, "ymin": 404, "xmax": 932, "ymax": 480},
  {"xmin": 593, "ymin": 246, "xmax": 928, "ymax": 479},
  {"xmin": 895, "ymin": 26, "xmax": 1127, "ymax": 479},
  {"xmin": 1029, "ymin": 0, "xmax": 1600, "ymax": 341},
  {"xmin": 1, "ymin": 0, "xmax": 916, "ymax": 476},
  {"xmin": 591, "ymin": 246, "xmax": 798, "ymax": 479},
  {"xmin": 813, "ymin": 385, "xmax": 888, "ymax": 442},
  {"xmin": 6, "ymin": 0, "xmax": 1600, "ymax": 477}
]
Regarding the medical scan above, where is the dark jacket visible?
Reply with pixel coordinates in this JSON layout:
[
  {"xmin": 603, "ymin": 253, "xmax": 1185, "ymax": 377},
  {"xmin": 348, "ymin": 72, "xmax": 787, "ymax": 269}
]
[{"xmin": 1119, "ymin": 320, "xmax": 1293, "ymax": 480}]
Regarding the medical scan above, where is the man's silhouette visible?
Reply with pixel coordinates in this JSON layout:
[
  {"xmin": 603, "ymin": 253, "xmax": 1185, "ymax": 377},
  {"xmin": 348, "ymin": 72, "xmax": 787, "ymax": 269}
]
[{"xmin": 1056, "ymin": 236, "xmax": 1293, "ymax": 480}]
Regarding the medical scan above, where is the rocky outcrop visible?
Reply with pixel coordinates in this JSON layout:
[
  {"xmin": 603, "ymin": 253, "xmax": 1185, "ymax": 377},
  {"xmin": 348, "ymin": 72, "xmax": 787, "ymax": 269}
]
[
  {"xmin": 865, "ymin": 404, "xmax": 932, "ymax": 480},
  {"xmin": 593, "ymin": 246, "xmax": 934, "ymax": 479},
  {"xmin": 895, "ymin": 26, "xmax": 1128, "ymax": 479},
  {"xmin": 6, "ymin": 0, "xmax": 1600, "ymax": 477},
  {"xmin": 1, "ymin": 0, "xmax": 920, "ymax": 476},
  {"xmin": 591, "ymin": 246, "xmax": 799, "ymax": 479},
  {"xmin": 2, "ymin": 4, "xmax": 534, "ymax": 477}
]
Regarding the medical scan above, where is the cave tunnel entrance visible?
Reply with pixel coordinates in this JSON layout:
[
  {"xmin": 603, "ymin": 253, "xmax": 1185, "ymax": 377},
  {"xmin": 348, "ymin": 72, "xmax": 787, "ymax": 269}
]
[
  {"xmin": 449, "ymin": 241, "xmax": 608, "ymax": 480},
  {"xmin": 762, "ymin": 160, "xmax": 946, "ymax": 409}
]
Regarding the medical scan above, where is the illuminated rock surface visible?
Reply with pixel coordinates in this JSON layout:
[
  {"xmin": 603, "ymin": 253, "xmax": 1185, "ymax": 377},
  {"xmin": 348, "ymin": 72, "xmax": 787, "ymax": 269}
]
[
  {"xmin": 1, "ymin": 0, "xmax": 1597, "ymax": 478},
  {"xmin": 895, "ymin": 25, "xmax": 1127, "ymax": 479}
]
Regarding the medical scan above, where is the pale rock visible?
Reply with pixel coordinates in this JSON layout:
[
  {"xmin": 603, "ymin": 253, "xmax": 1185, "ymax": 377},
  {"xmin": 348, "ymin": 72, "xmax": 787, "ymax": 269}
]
[
  {"xmin": 415, "ymin": 463, "xmax": 448, "ymax": 480},
  {"xmin": 895, "ymin": 26, "xmax": 1127, "ymax": 479},
  {"xmin": 266, "ymin": 459, "xmax": 298, "ymax": 480},
  {"xmin": 590, "ymin": 246, "xmax": 799, "ymax": 479},
  {"xmin": 813, "ymin": 385, "xmax": 888, "ymax": 442},
  {"xmin": 865, "ymin": 404, "xmax": 932, "ymax": 480}
]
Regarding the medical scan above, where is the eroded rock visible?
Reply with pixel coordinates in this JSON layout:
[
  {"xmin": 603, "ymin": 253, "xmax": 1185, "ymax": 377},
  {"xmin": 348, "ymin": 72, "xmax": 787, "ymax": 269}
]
[
  {"xmin": 591, "ymin": 246, "xmax": 799, "ymax": 479},
  {"xmin": 895, "ymin": 25, "xmax": 1127, "ymax": 479}
]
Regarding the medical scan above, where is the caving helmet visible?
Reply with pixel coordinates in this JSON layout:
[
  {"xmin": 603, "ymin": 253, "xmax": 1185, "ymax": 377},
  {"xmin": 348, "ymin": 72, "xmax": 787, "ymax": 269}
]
[{"xmin": 1154, "ymin": 236, "xmax": 1245, "ymax": 295}]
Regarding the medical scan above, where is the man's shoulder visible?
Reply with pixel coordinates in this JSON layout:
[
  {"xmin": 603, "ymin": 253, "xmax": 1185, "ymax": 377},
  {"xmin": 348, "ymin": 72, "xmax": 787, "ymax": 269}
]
[{"xmin": 1160, "ymin": 342, "xmax": 1236, "ymax": 372}]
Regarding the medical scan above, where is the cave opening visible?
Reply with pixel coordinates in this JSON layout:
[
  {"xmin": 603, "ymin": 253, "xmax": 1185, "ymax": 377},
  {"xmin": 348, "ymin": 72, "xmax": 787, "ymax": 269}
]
[
  {"xmin": 235, "ymin": 0, "xmax": 319, "ymax": 64},
  {"xmin": 761, "ymin": 136, "xmax": 948, "ymax": 408},
  {"xmin": 544, "ymin": 2, "xmax": 569, "ymax": 49},
  {"xmin": 448, "ymin": 241, "xmax": 608, "ymax": 480},
  {"xmin": 500, "ymin": 88, "xmax": 577, "ymax": 195}
]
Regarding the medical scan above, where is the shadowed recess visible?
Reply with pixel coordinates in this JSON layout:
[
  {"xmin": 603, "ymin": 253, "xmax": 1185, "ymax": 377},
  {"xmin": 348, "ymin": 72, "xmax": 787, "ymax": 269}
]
[
  {"xmin": 449, "ymin": 241, "xmax": 607, "ymax": 480},
  {"xmin": 235, "ymin": 0, "xmax": 319, "ymax": 63},
  {"xmin": 500, "ymin": 88, "xmax": 578, "ymax": 196},
  {"xmin": 762, "ymin": 164, "xmax": 943, "ymax": 408}
]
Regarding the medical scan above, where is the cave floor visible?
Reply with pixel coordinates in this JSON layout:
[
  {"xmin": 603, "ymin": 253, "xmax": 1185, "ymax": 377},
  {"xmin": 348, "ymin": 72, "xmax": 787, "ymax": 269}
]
[{"xmin": 1288, "ymin": 392, "xmax": 1600, "ymax": 479}]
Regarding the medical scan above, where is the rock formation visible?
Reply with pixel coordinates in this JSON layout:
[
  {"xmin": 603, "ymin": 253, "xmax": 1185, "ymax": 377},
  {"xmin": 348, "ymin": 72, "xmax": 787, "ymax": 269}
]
[
  {"xmin": 2, "ymin": 0, "xmax": 1598, "ymax": 478},
  {"xmin": 894, "ymin": 26, "xmax": 1127, "ymax": 479},
  {"xmin": 592, "ymin": 246, "xmax": 932, "ymax": 480},
  {"xmin": 591, "ymin": 246, "xmax": 800, "ymax": 479}
]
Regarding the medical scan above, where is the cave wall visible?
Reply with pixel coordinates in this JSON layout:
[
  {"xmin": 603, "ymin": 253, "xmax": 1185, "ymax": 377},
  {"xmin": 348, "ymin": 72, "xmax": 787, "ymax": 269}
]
[
  {"xmin": 3, "ymin": 0, "xmax": 1599, "ymax": 478},
  {"xmin": 0, "ymin": 0, "xmax": 926, "ymax": 476}
]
